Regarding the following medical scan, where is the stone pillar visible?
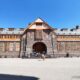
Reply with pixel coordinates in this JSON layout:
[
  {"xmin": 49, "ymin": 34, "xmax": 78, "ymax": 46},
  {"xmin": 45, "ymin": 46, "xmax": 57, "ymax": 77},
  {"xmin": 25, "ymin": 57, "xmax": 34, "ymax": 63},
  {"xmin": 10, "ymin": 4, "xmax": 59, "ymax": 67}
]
[
  {"xmin": 51, "ymin": 33, "xmax": 57, "ymax": 53},
  {"xmin": 25, "ymin": 47, "xmax": 32, "ymax": 58},
  {"xmin": 47, "ymin": 47, "xmax": 53, "ymax": 54},
  {"xmin": 53, "ymin": 40, "xmax": 57, "ymax": 53},
  {"xmin": 20, "ymin": 38, "xmax": 25, "ymax": 58}
]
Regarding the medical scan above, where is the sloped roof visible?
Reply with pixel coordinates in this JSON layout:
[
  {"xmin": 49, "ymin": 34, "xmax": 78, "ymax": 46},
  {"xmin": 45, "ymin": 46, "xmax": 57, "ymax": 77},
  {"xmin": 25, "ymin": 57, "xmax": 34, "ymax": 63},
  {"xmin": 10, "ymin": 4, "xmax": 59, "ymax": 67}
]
[
  {"xmin": 35, "ymin": 18, "xmax": 44, "ymax": 23},
  {"xmin": 23, "ymin": 18, "xmax": 54, "ymax": 34},
  {"xmin": 55, "ymin": 27, "xmax": 80, "ymax": 35},
  {"xmin": 0, "ymin": 28, "xmax": 24, "ymax": 34}
]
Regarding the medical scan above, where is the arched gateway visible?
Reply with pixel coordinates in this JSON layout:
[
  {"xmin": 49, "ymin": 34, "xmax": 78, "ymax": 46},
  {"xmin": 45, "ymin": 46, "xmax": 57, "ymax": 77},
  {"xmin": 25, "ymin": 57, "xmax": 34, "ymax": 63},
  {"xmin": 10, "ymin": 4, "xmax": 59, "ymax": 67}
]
[
  {"xmin": 20, "ymin": 18, "xmax": 56, "ymax": 58},
  {"xmin": 33, "ymin": 42, "xmax": 47, "ymax": 54}
]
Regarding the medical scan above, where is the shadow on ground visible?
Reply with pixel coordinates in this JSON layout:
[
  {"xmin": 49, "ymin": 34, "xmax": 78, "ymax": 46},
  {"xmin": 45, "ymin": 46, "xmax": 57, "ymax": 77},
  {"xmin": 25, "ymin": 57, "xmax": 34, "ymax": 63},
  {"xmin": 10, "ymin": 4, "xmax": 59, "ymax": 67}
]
[{"xmin": 0, "ymin": 74, "xmax": 39, "ymax": 80}]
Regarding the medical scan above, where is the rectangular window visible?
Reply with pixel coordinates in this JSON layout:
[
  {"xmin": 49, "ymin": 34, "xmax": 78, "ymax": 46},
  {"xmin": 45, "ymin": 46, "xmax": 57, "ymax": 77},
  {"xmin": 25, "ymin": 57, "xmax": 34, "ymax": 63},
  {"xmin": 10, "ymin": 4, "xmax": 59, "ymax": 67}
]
[
  {"xmin": 15, "ymin": 43, "xmax": 20, "ymax": 51},
  {"xmin": 9, "ymin": 43, "xmax": 14, "ymax": 51},
  {"xmin": 35, "ymin": 30, "xmax": 43, "ymax": 40},
  {"xmin": 5, "ymin": 42, "xmax": 9, "ymax": 51},
  {"xmin": 36, "ymin": 23, "xmax": 42, "ymax": 26},
  {"xmin": 0, "ymin": 42, "xmax": 4, "ymax": 52}
]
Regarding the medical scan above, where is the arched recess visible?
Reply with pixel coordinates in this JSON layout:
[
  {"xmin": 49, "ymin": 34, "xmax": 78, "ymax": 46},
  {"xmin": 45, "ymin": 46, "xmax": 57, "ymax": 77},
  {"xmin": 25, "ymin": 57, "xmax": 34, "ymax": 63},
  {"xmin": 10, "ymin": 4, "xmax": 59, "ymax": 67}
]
[{"xmin": 32, "ymin": 42, "xmax": 47, "ymax": 54}]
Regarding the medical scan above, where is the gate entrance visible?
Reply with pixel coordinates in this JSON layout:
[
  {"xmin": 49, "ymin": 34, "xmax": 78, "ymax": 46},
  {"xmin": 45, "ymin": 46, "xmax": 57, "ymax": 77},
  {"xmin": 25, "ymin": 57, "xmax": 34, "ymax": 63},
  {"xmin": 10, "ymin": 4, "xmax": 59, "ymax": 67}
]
[{"xmin": 33, "ymin": 42, "xmax": 47, "ymax": 54}]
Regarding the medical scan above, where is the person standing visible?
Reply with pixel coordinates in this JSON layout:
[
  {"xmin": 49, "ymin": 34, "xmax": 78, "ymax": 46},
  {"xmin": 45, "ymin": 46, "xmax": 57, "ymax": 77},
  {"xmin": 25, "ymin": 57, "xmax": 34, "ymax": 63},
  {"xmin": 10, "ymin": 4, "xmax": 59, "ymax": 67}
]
[
  {"xmin": 41, "ymin": 52, "xmax": 45, "ymax": 60},
  {"xmin": 42, "ymin": 54, "xmax": 45, "ymax": 60}
]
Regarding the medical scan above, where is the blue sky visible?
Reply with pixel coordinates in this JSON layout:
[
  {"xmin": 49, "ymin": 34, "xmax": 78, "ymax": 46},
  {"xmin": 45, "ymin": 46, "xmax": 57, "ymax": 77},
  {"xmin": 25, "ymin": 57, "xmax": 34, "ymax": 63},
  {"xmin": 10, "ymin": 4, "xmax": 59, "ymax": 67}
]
[{"xmin": 0, "ymin": 0, "xmax": 80, "ymax": 28}]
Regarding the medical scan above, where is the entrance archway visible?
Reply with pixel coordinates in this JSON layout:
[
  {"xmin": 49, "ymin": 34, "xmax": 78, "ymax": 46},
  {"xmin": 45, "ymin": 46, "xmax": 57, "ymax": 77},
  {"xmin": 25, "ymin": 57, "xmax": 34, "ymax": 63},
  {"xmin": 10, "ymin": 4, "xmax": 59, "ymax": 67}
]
[{"xmin": 33, "ymin": 42, "xmax": 47, "ymax": 54}]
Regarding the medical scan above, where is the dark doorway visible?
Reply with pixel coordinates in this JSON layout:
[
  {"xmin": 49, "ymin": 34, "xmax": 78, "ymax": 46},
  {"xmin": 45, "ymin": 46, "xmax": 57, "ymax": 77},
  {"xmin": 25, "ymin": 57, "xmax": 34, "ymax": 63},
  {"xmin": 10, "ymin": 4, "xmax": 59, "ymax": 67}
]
[{"xmin": 33, "ymin": 42, "xmax": 47, "ymax": 54}]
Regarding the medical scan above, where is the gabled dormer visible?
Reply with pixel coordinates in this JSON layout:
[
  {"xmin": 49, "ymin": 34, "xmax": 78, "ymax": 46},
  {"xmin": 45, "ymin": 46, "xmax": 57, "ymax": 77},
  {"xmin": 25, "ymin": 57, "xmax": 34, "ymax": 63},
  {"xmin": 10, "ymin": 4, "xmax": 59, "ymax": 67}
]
[{"xmin": 23, "ymin": 18, "xmax": 54, "ymax": 34}]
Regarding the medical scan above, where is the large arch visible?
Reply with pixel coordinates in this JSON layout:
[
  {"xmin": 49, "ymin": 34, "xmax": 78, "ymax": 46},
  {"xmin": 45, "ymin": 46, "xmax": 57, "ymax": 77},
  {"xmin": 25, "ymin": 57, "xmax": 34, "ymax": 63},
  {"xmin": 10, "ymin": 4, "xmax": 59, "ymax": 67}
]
[{"xmin": 32, "ymin": 42, "xmax": 47, "ymax": 54}]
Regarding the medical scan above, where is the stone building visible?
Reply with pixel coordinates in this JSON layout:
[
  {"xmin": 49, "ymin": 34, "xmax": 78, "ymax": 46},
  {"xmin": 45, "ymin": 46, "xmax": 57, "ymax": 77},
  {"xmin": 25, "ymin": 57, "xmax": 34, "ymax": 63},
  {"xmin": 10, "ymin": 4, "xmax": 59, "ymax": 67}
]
[
  {"xmin": 20, "ymin": 18, "xmax": 57, "ymax": 58},
  {"xmin": 0, "ymin": 18, "xmax": 80, "ymax": 58},
  {"xmin": 0, "ymin": 28, "xmax": 24, "ymax": 57}
]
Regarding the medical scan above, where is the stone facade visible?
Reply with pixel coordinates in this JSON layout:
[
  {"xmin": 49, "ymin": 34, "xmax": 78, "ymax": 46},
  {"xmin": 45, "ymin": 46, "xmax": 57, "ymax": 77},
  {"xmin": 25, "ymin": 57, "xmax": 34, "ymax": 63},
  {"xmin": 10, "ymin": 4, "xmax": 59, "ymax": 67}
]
[
  {"xmin": 20, "ymin": 29, "xmax": 57, "ymax": 57},
  {"xmin": 0, "ymin": 28, "xmax": 23, "ymax": 58},
  {"xmin": 20, "ymin": 18, "xmax": 80, "ymax": 58},
  {"xmin": 0, "ymin": 41, "xmax": 20, "ymax": 57},
  {"xmin": 0, "ymin": 18, "xmax": 80, "ymax": 58}
]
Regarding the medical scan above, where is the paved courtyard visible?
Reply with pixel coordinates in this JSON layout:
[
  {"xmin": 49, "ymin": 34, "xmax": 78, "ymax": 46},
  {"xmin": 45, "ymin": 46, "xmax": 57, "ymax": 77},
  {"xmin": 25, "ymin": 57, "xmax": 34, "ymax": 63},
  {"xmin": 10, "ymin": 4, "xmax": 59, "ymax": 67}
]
[{"xmin": 0, "ymin": 58, "xmax": 80, "ymax": 80}]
